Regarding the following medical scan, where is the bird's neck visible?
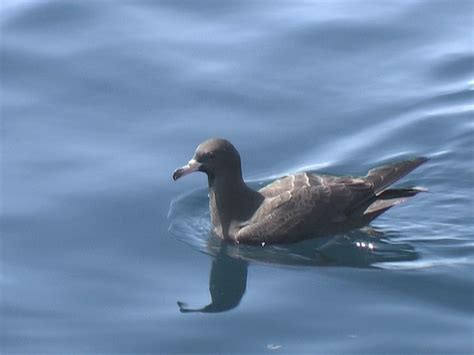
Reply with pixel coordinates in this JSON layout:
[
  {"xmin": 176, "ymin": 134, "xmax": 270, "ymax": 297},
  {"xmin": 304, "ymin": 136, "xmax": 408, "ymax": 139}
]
[{"xmin": 208, "ymin": 173, "xmax": 263, "ymax": 240}]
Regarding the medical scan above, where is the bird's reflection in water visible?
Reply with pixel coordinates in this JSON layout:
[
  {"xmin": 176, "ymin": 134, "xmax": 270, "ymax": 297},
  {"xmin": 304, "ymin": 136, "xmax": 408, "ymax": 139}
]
[
  {"xmin": 169, "ymin": 189, "xmax": 418, "ymax": 314},
  {"xmin": 175, "ymin": 228, "xmax": 418, "ymax": 314},
  {"xmin": 177, "ymin": 244, "xmax": 248, "ymax": 313}
]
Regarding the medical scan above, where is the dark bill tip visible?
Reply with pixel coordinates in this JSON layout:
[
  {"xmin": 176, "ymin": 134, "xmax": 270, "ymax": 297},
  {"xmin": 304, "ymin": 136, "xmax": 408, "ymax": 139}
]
[
  {"xmin": 172, "ymin": 159, "xmax": 202, "ymax": 181},
  {"xmin": 172, "ymin": 168, "xmax": 184, "ymax": 181}
]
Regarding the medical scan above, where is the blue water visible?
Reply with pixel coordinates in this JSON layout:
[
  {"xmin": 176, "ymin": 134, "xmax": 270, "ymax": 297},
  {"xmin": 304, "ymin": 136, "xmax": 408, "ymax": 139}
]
[{"xmin": 1, "ymin": 0, "xmax": 473, "ymax": 353}]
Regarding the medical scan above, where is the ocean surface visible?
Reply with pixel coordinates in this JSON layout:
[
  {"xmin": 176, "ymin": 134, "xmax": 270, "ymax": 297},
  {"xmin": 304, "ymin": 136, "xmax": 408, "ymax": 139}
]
[{"xmin": 1, "ymin": 0, "xmax": 473, "ymax": 353}]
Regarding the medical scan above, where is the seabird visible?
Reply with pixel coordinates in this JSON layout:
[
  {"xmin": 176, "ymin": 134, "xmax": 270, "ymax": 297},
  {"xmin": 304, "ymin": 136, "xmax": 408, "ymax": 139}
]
[{"xmin": 173, "ymin": 138, "xmax": 428, "ymax": 244}]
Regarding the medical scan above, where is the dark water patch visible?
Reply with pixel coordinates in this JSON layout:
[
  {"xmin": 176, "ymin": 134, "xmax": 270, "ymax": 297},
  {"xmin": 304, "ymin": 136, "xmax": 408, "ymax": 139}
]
[
  {"xmin": 2, "ymin": 1, "xmax": 95, "ymax": 33},
  {"xmin": 140, "ymin": 0, "xmax": 254, "ymax": 18},
  {"xmin": 0, "ymin": 46, "xmax": 65, "ymax": 95},
  {"xmin": 288, "ymin": 20, "xmax": 411, "ymax": 53},
  {"xmin": 429, "ymin": 53, "xmax": 474, "ymax": 81}
]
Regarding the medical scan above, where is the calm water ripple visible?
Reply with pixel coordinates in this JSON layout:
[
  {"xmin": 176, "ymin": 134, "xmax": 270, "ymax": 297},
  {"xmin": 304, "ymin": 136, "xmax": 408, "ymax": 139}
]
[{"xmin": 1, "ymin": 0, "xmax": 473, "ymax": 353}]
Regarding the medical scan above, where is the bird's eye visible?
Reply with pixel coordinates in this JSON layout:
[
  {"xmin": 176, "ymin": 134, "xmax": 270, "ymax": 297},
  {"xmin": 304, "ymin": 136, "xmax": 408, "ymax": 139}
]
[{"xmin": 208, "ymin": 152, "xmax": 216, "ymax": 160}]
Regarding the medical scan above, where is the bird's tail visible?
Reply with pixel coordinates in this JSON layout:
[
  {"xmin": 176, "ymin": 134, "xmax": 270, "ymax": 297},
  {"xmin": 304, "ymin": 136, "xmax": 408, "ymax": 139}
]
[{"xmin": 363, "ymin": 187, "xmax": 428, "ymax": 218}]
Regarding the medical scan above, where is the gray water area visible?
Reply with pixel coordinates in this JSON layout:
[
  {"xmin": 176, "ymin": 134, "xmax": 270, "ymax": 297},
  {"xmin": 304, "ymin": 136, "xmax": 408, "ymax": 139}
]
[{"xmin": 1, "ymin": 0, "xmax": 473, "ymax": 353}]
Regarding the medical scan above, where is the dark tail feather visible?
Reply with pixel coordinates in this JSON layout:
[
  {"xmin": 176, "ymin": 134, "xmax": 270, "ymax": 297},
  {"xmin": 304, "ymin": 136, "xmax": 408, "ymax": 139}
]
[
  {"xmin": 363, "ymin": 187, "xmax": 427, "ymax": 218},
  {"xmin": 366, "ymin": 157, "xmax": 429, "ymax": 194}
]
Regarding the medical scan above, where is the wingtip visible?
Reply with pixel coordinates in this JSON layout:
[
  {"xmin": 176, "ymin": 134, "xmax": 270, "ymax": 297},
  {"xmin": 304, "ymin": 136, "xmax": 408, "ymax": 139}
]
[
  {"xmin": 415, "ymin": 156, "xmax": 430, "ymax": 164},
  {"xmin": 410, "ymin": 156, "xmax": 429, "ymax": 169}
]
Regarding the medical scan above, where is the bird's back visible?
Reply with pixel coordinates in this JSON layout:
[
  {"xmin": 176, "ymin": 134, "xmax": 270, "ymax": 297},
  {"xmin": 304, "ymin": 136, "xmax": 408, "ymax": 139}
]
[{"xmin": 235, "ymin": 158, "xmax": 427, "ymax": 244}]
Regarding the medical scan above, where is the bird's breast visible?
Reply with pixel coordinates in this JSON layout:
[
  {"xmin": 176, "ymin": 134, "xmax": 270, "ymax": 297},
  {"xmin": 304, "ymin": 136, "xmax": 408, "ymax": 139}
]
[{"xmin": 208, "ymin": 189, "xmax": 225, "ymax": 238}]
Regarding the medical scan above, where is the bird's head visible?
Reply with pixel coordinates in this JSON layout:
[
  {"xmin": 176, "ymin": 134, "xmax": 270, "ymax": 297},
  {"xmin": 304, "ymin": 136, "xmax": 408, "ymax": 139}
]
[{"xmin": 172, "ymin": 138, "xmax": 241, "ymax": 181}]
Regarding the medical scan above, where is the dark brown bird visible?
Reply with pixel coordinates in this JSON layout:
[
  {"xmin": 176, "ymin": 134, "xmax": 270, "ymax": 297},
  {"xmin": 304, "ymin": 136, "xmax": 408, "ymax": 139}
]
[{"xmin": 173, "ymin": 138, "xmax": 428, "ymax": 245}]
